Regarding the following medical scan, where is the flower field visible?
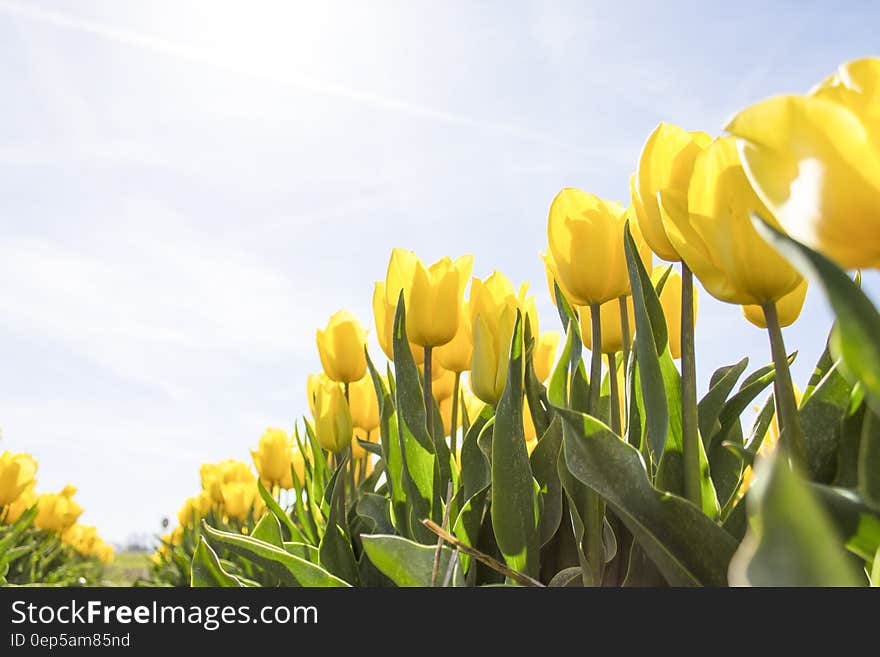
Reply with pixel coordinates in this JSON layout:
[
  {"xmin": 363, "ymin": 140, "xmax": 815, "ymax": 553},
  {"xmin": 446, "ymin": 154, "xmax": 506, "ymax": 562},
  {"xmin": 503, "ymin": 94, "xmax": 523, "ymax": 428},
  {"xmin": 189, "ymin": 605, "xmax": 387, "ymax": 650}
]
[{"xmin": 3, "ymin": 56, "xmax": 880, "ymax": 588}]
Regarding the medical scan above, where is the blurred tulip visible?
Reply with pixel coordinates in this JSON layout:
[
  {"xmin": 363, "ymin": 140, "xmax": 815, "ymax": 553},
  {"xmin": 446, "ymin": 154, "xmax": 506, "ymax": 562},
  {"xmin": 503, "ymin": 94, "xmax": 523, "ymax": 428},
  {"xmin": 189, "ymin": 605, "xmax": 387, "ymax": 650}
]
[
  {"xmin": 0, "ymin": 451, "xmax": 37, "ymax": 507},
  {"xmin": 422, "ymin": 362, "xmax": 457, "ymax": 402},
  {"xmin": 250, "ymin": 428, "xmax": 294, "ymax": 489},
  {"xmin": 316, "ymin": 310, "xmax": 368, "ymax": 383},
  {"xmin": 407, "ymin": 254, "xmax": 474, "ymax": 347},
  {"xmin": 279, "ymin": 446, "xmax": 307, "ymax": 489},
  {"xmin": 742, "ymin": 278, "xmax": 808, "ymax": 329},
  {"xmin": 34, "ymin": 486, "xmax": 83, "ymax": 533},
  {"xmin": 579, "ymin": 296, "xmax": 635, "ymax": 355},
  {"xmin": 661, "ymin": 136, "xmax": 804, "ymax": 305},
  {"xmin": 177, "ymin": 491, "xmax": 214, "ymax": 527},
  {"xmin": 373, "ymin": 281, "xmax": 424, "ymax": 364},
  {"xmin": 348, "ymin": 374, "xmax": 380, "ymax": 436},
  {"xmin": 533, "ymin": 331, "xmax": 560, "ymax": 382},
  {"xmin": 312, "ymin": 376, "xmax": 353, "ymax": 453},
  {"xmin": 220, "ymin": 481, "xmax": 257, "ymax": 522},
  {"xmin": 727, "ymin": 58, "xmax": 880, "ymax": 269},
  {"xmin": 5, "ymin": 483, "xmax": 36, "ymax": 523},
  {"xmin": 634, "ymin": 123, "xmax": 713, "ymax": 261},
  {"xmin": 435, "ymin": 299, "xmax": 473, "ymax": 372},
  {"xmin": 461, "ymin": 383, "xmax": 485, "ymax": 424},
  {"xmin": 652, "ymin": 267, "xmax": 697, "ymax": 359},
  {"xmin": 200, "ymin": 460, "xmax": 255, "ymax": 504}
]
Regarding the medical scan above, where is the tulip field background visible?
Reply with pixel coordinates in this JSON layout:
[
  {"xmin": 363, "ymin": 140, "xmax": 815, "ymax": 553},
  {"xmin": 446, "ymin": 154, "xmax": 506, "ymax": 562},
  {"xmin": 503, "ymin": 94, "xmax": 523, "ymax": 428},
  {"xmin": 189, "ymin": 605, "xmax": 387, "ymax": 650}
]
[{"xmin": 2, "ymin": 2, "xmax": 880, "ymax": 587}]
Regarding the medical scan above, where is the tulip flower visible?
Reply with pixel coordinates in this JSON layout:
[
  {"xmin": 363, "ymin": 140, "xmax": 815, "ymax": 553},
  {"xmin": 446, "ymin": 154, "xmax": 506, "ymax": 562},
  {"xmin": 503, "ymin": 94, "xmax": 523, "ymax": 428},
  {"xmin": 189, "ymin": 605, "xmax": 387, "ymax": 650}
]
[
  {"xmin": 279, "ymin": 446, "xmax": 307, "ymax": 489},
  {"xmin": 348, "ymin": 374, "xmax": 380, "ymax": 437},
  {"xmin": 250, "ymin": 428, "xmax": 294, "ymax": 489},
  {"xmin": 633, "ymin": 123, "xmax": 713, "ymax": 262},
  {"xmin": 373, "ymin": 281, "xmax": 424, "ymax": 364},
  {"xmin": 406, "ymin": 254, "xmax": 474, "ymax": 348},
  {"xmin": 200, "ymin": 460, "xmax": 256, "ymax": 504},
  {"xmin": 177, "ymin": 491, "xmax": 214, "ymax": 527},
  {"xmin": 34, "ymin": 486, "xmax": 83, "ymax": 533},
  {"xmin": 662, "ymin": 136, "xmax": 807, "ymax": 467},
  {"xmin": 435, "ymin": 298, "xmax": 473, "ymax": 373},
  {"xmin": 5, "ymin": 483, "xmax": 36, "ymax": 523},
  {"xmin": 312, "ymin": 376, "xmax": 353, "ymax": 454},
  {"xmin": 652, "ymin": 268, "xmax": 697, "ymax": 360},
  {"xmin": 0, "ymin": 451, "xmax": 37, "ymax": 507},
  {"xmin": 742, "ymin": 278, "xmax": 808, "ymax": 329},
  {"xmin": 461, "ymin": 383, "xmax": 485, "ymax": 425},
  {"xmin": 579, "ymin": 296, "xmax": 636, "ymax": 355},
  {"xmin": 547, "ymin": 189, "xmax": 651, "ymax": 306},
  {"xmin": 726, "ymin": 57, "xmax": 880, "ymax": 269},
  {"xmin": 220, "ymin": 481, "xmax": 257, "ymax": 522},
  {"xmin": 316, "ymin": 310, "xmax": 368, "ymax": 384},
  {"xmin": 533, "ymin": 331, "xmax": 560, "ymax": 383}
]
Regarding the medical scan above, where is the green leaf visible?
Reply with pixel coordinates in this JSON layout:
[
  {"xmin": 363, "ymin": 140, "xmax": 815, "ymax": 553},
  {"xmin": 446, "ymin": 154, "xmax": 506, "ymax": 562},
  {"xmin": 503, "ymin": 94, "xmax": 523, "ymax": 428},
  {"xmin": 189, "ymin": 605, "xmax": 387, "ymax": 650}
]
[
  {"xmin": 491, "ymin": 311, "xmax": 540, "ymax": 579},
  {"xmin": 530, "ymin": 416, "xmax": 564, "ymax": 547},
  {"xmin": 799, "ymin": 362, "xmax": 852, "ymax": 483},
  {"xmin": 361, "ymin": 534, "xmax": 464, "ymax": 587},
  {"xmin": 729, "ymin": 454, "xmax": 863, "ymax": 586},
  {"xmin": 548, "ymin": 325, "xmax": 576, "ymax": 408},
  {"xmin": 283, "ymin": 542, "xmax": 320, "ymax": 563},
  {"xmin": 624, "ymin": 221, "xmax": 668, "ymax": 461},
  {"xmin": 318, "ymin": 460, "xmax": 359, "ymax": 584},
  {"xmin": 0, "ymin": 505, "xmax": 37, "ymax": 557},
  {"xmin": 356, "ymin": 493, "xmax": 395, "ymax": 535},
  {"xmin": 860, "ymin": 410, "xmax": 880, "ymax": 509},
  {"xmin": 698, "ymin": 358, "xmax": 749, "ymax": 444},
  {"xmin": 200, "ymin": 522, "xmax": 349, "ymax": 587},
  {"xmin": 810, "ymin": 484, "xmax": 880, "ymax": 561},
  {"xmin": 754, "ymin": 218, "xmax": 880, "ymax": 415},
  {"xmin": 251, "ymin": 512, "xmax": 284, "ymax": 547},
  {"xmin": 548, "ymin": 566, "xmax": 583, "ymax": 587},
  {"xmin": 256, "ymin": 479, "xmax": 304, "ymax": 544},
  {"xmin": 191, "ymin": 538, "xmax": 243, "ymax": 587},
  {"xmin": 559, "ymin": 407, "xmax": 737, "ymax": 586}
]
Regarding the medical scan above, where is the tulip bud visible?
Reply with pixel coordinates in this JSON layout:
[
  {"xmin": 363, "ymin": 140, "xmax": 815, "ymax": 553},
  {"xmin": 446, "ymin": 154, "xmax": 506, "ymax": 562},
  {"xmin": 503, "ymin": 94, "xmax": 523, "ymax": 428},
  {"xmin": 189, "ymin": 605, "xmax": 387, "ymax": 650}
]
[
  {"xmin": 742, "ymin": 278, "xmax": 808, "ymax": 329},
  {"xmin": 200, "ymin": 459, "xmax": 255, "ymax": 504},
  {"xmin": 471, "ymin": 303, "xmax": 518, "ymax": 405},
  {"xmin": 533, "ymin": 331, "xmax": 560, "ymax": 383},
  {"xmin": 407, "ymin": 254, "xmax": 474, "ymax": 347},
  {"xmin": 652, "ymin": 268, "xmax": 697, "ymax": 359},
  {"xmin": 662, "ymin": 136, "xmax": 804, "ymax": 305},
  {"xmin": 435, "ymin": 299, "xmax": 473, "ymax": 373},
  {"xmin": 220, "ymin": 481, "xmax": 257, "ymax": 522},
  {"xmin": 634, "ymin": 123, "xmax": 713, "ymax": 261},
  {"xmin": 579, "ymin": 296, "xmax": 635, "ymax": 355},
  {"xmin": 34, "ymin": 486, "xmax": 83, "ymax": 533},
  {"xmin": 0, "ymin": 451, "xmax": 37, "ymax": 507},
  {"xmin": 348, "ymin": 374, "xmax": 380, "ymax": 436},
  {"xmin": 250, "ymin": 428, "xmax": 294, "ymax": 489},
  {"xmin": 316, "ymin": 310, "xmax": 368, "ymax": 383},
  {"xmin": 727, "ymin": 58, "xmax": 880, "ymax": 269},
  {"xmin": 313, "ymin": 377, "xmax": 353, "ymax": 453}
]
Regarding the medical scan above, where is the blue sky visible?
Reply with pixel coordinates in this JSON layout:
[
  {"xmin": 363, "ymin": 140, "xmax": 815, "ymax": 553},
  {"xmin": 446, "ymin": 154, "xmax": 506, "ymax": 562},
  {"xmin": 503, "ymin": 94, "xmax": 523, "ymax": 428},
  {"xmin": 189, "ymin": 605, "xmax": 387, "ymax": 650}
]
[{"xmin": 1, "ymin": 0, "xmax": 878, "ymax": 544}]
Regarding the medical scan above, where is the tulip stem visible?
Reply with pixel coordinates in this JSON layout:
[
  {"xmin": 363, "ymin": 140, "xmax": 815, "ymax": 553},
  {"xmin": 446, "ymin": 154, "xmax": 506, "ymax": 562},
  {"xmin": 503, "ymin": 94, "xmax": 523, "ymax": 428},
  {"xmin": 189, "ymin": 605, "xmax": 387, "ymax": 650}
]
[
  {"xmin": 588, "ymin": 303, "xmax": 602, "ymax": 416},
  {"xmin": 618, "ymin": 295, "xmax": 631, "ymax": 371},
  {"xmin": 449, "ymin": 371, "xmax": 461, "ymax": 466},
  {"xmin": 762, "ymin": 301, "xmax": 807, "ymax": 467},
  {"xmin": 423, "ymin": 345, "xmax": 434, "ymax": 439},
  {"xmin": 680, "ymin": 264, "xmax": 703, "ymax": 510},
  {"xmin": 607, "ymin": 352, "xmax": 621, "ymax": 436}
]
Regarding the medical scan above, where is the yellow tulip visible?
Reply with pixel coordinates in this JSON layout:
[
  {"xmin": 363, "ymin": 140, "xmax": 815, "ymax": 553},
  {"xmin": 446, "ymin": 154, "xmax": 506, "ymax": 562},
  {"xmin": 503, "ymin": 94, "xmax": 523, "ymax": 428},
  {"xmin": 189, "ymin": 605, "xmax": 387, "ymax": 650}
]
[
  {"xmin": 579, "ymin": 296, "xmax": 635, "ymax": 355},
  {"xmin": 312, "ymin": 376, "xmax": 353, "ymax": 453},
  {"xmin": 407, "ymin": 254, "xmax": 474, "ymax": 348},
  {"xmin": 634, "ymin": 123, "xmax": 713, "ymax": 261},
  {"xmin": 250, "ymin": 428, "xmax": 294, "ymax": 488},
  {"xmin": 34, "ymin": 486, "xmax": 83, "ymax": 533},
  {"xmin": 316, "ymin": 310, "xmax": 368, "ymax": 383},
  {"xmin": 525, "ymin": 437, "xmax": 539, "ymax": 456},
  {"xmin": 0, "ymin": 451, "xmax": 37, "ymax": 507},
  {"xmin": 726, "ymin": 58, "xmax": 880, "ymax": 269},
  {"xmin": 373, "ymin": 281, "xmax": 424, "ymax": 364},
  {"xmin": 652, "ymin": 267, "xmax": 696, "ymax": 359},
  {"xmin": 200, "ymin": 459, "xmax": 255, "ymax": 504},
  {"xmin": 661, "ymin": 136, "xmax": 804, "ymax": 305},
  {"xmin": 435, "ymin": 299, "xmax": 473, "ymax": 372},
  {"xmin": 279, "ymin": 446, "xmax": 307, "ymax": 488},
  {"xmin": 469, "ymin": 270, "xmax": 531, "ymax": 405},
  {"xmin": 742, "ymin": 278, "xmax": 808, "ymax": 329},
  {"xmin": 533, "ymin": 331, "xmax": 560, "ymax": 383},
  {"xmin": 62, "ymin": 523, "xmax": 99, "ymax": 556},
  {"xmin": 348, "ymin": 373, "xmax": 380, "ymax": 436},
  {"xmin": 5, "ymin": 483, "xmax": 36, "ymax": 523},
  {"xmin": 422, "ymin": 362, "xmax": 457, "ymax": 402},
  {"xmin": 93, "ymin": 540, "xmax": 114, "ymax": 564},
  {"xmin": 177, "ymin": 491, "xmax": 214, "ymax": 527},
  {"xmin": 547, "ymin": 189, "xmax": 638, "ymax": 306},
  {"xmin": 220, "ymin": 481, "xmax": 257, "ymax": 522}
]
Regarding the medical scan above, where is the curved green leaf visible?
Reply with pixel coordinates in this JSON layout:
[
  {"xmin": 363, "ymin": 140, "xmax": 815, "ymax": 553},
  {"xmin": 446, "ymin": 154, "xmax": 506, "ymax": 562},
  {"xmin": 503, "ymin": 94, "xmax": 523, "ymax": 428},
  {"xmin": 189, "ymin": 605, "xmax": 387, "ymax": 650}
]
[
  {"xmin": 361, "ymin": 534, "xmax": 464, "ymax": 587},
  {"xmin": 191, "ymin": 538, "xmax": 243, "ymax": 587}
]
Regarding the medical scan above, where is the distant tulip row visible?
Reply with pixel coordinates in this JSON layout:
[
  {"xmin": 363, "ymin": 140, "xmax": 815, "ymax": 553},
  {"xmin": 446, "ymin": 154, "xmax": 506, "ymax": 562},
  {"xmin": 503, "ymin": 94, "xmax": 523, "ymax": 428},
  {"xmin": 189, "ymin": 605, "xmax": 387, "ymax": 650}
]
[
  {"xmin": 0, "ymin": 449, "xmax": 112, "ymax": 586},
  {"xmin": 153, "ymin": 57, "xmax": 879, "ymax": 588}
]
